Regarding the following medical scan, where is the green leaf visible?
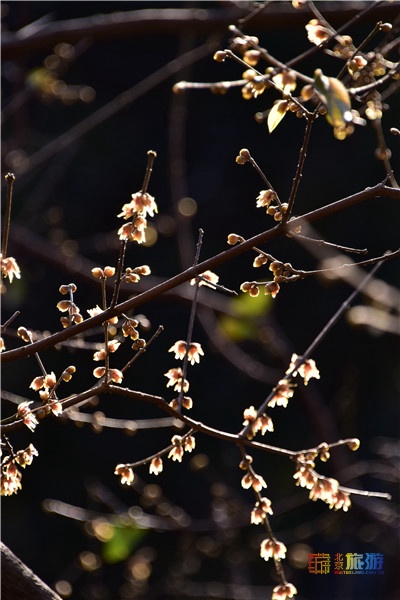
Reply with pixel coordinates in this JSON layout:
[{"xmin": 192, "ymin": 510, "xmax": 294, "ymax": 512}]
[
  {"xmin": 267, "ymin": 100, "xmax": 288, "ymax": 133},
  {"xmin": 102, "ymin": 525, "xmax": 148, "ymax": 564}
]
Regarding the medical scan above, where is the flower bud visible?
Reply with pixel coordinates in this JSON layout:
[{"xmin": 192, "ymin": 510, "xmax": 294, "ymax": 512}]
[
  {"xmin": 213, "ymin": 50, "xmax": 227, "ymax": 62},
  {"xmin": 91, "ymin": 268, "xmax": 104, "ymax": 279}
]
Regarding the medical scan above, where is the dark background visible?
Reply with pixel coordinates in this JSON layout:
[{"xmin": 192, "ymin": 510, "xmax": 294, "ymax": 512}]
[{"xmin": 2, "ymin": 2, "xmax": 400, "ymax": 599}]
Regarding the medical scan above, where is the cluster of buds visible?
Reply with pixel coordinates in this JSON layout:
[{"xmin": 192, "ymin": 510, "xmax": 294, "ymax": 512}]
[
  {"xmin": 228, "ymin": 32, "xmax": 261, "ymax": 60},
  {"xmin": 123, "ymin": 265, "xmax": 151, "ymax": 283},
  {"xmin": 256, "ymin": 189, "xmax": 288, "ymax": 222},
  {"xmin": 241, "ymin": 68, "xmax": 268, "ymax": 100},
  {"xmin": 293, "ymin": 444, "xmax": 358, "ymax": 512},
  {"xmin": 168, "ymin": 434, "xmax": 196, "ymax": 463},
  {"xmin": 117, "ymin": 190, "xmax": 158, "ymax": 244},
  {"xmin": 1, "ymin": 444, "xmax": 39, "ymax": 496},
  {"xmin": 240, "ymin": 279, "xmax": 280, "ymax": 299},
  {"xmin": 29, "ymin": 365, "xmax": 76, "ymax": 420},
  {"xmin": 242, "ymin": 405, "xmax": 273, "ymax": 440},
  {"xmin": 57, "ymin": 283, "xmax": 83, "ymax": 328},
  {"xmin": 91, "ymin": 266, "xmax": 115, "ymax": 280}
]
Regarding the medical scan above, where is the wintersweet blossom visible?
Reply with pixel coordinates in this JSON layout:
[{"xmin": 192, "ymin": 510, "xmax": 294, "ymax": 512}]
[
  {"xmin": 309, "ymin": 477, "xmax": 339, "ymax": 503},
  {"xmin": 241, "ymin": 471, "xmax": 267, "ymax": 492},
  {"xmin": 48, "ymin": 400, "xmax": 63, "ymax": 416},
  {"xmin": 1, "ymin": 462, "xmax": 22, "ymax": 496},
  {"xmin": 260, "ymin": 538, "xmax": 287, "ymax": 561},
  {"xmin": 305, "ymin": 19, "xmax": 331, "ymax": 46},
  {"xmin": 164, "ymin": 368, "xmax": 189, "ymax": 393},
  {"xmin": 169, "ymin": 341, "xmax": 204, "ymax": 365},
  {"xmin": 114, "ymin": 464, "xmax": 134, "ymax": 485},
  {"xmin": 118, "ymin": 191, "xmax": 158, "ymax": 219},
  {"xmin": 329, "ymin": 490, "xmax": 351, "ymax": 512},
  {"xmin": 30, "ymin": 372, "xmax": 56, "ymax": 392},
  {"xmin": 15, "ymin": 444, "xmax": 39, "ymax": 468},
  {"xmin": 108, "ymin": 369, "xmax": 123, "ymax": 383},
  {"xmin": 149, "ymin": 456, "xmax": 163, "ymax": 475},
  {"xmin": 256, "ymin": 189, "xmax": 277, "ymax": 209},
  {"xmin": 190, "ymin": 270, "xmax": 219, "ymax": 289},
  {"xmin": 293, "ymin": 465, "xmax": 318, "ymax": 490},
  {"xmin": 242, "ymin": 406, "xmax": 274, "ymax": 439},
  {"xmin": 250, "ymin": 497, "xmax": 273, "ymax": 524},
  {"xmin": 17, "ymin": 402, "xmax": 39, "ymax": 432},
  {"xmin": 168, "ymin": 436, "xmax": 185, "ymax": 462},
  {"xmin": 169, "ymin": 396, "xmax": 193, "ymax": 411},
  {"xmin": 118, "ymin": 220, "xmax": 147, "ymax": 244},
  {"xmin": 268, "ymin": 379, "xmax": 294, "ymax": 408},
  {"xmin": 272, "ymin": 582, "xmax": 298, "ymax": 600},
  {"xmin": 287, "ymin": 354, "xmax": 320, "ymax": 385},
  {"xmin": 1, "ymin": 255, "xmax": 21, "ymax": 283}
]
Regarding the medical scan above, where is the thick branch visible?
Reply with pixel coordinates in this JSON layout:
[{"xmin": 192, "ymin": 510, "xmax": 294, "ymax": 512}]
[
  {"xmin": 1, "ymin": 543, "xmax": 61, "ymax": 600},
  {"xmin": 1, "ymin": 184, "xmax": 399, "ymax": 364}
]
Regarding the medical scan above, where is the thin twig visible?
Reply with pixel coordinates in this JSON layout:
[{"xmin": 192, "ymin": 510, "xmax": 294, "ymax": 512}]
[
  {"xmin": 1, "ymin": 173, "xmax": 15, "ymax": 259},
  {"xmin": 178, "ymin": 229, "xmax": 204, "ymax": 411}
]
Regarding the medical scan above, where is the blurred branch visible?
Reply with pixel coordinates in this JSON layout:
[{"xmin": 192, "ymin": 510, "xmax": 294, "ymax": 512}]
[
  {"xmin": 11, "ymin": 39, "xmax": 219, "ymax": 184},
  {"xmin": 3, "ymin": 3, "xmax": 399, "ymax": 60}
]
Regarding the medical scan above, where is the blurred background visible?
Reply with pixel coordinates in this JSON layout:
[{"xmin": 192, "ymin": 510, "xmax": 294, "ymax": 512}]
[{"xmin": 1, "ymin": 2, "xmax": 400, "ymax": 599}]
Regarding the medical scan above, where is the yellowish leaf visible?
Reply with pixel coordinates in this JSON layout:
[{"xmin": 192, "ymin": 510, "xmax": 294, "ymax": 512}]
[{"xmin": 267, "ymin": 100, "xmax": 288, "ymax": 133}]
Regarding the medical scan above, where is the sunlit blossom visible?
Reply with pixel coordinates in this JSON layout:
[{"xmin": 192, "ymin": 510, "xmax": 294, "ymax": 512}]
[
  {"xmin": 250, "ymin": 497, "xmax": 273, "ymax": 524},
  {"xmin": 190, "ymin": 270, "xmax": 219, "ymax": 289},
  {"xmin": 17, "ymin": 401, "xmax": 38, "ymax": 432},
  {"xmin": 260, "ymin": 537, "xmax": 287, "ymax": 561},
  {"xmin": 15, "ymin": 444, "xmax": 39, "ymax": 468},
  {"xmin": 268, "ymin": 379, "xmax": 294, "ymax": 408},
  {"xmin": 164, "ymin": 368, "xmax": 189, "ymax": 393},
  {"xmin": 241, "ymin": 471, "xmax": 267, "ymax": 492},
  {"xmin": 48, "ymin": 400, "xmax": 63, "ymax": 416},
  {"xmin": 256, "ymin": 189, "xmax": 277, "ymax": 210},
  {"xmin": 1, "ymin": 255, "xmax": 21, "ymax": 283},
  {"xmin": 118, "ymin": 191, "xmax": 158, "ymax": 219},
  {"xmin": 272, "ymin": 582, "xmax": 298, "ymax": 600},
  {"xmin": 287, "ymin": 354, "xmax": 320, "ymax": 385},
  {"xmin": 149, "ymin": 456, "xmax": 163, "ymax": 475},
  {"xmin": 1, "ymin": 462, "xmax": 22, "ymax": 496},
  {"xmin": 169, "ymin": 340, "xmax": 204, "ymax": 365},
  {"xmin": 114, "ymin": 464, "xmax": 134, "ymax": 485},
  {"xmin": 305, "ymin": 18, "xmax": 331, "ymax": 46}
]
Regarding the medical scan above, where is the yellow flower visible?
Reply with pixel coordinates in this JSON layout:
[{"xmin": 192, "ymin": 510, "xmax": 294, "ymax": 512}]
[{"xmin": 1, "ymin": 255, "xmax": 21, "ymax": 283}]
